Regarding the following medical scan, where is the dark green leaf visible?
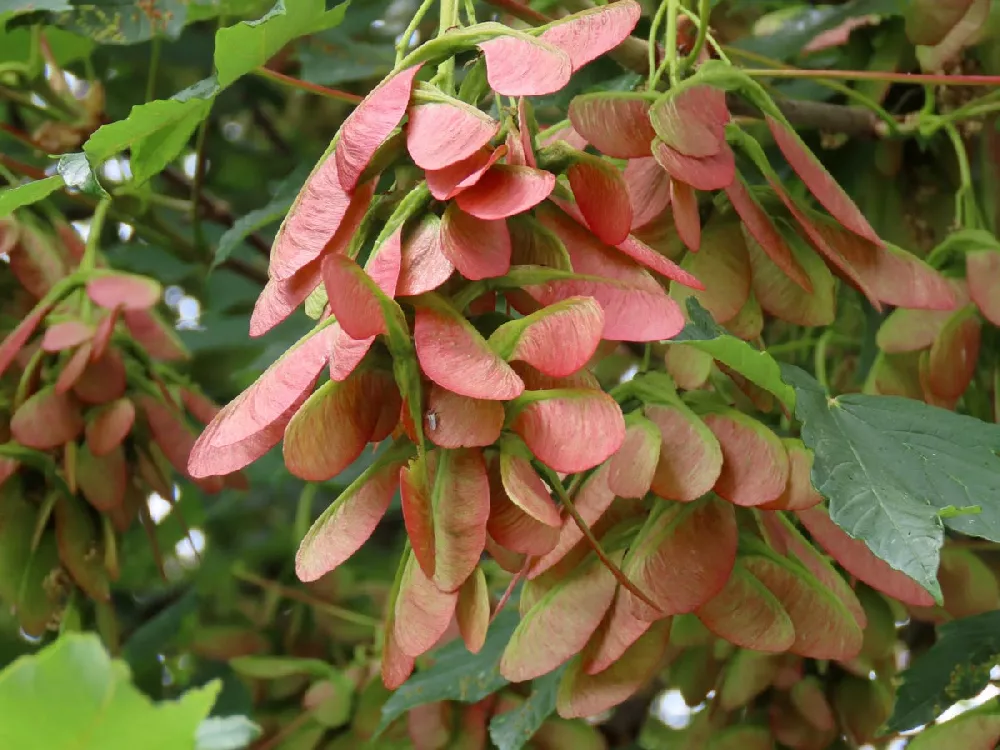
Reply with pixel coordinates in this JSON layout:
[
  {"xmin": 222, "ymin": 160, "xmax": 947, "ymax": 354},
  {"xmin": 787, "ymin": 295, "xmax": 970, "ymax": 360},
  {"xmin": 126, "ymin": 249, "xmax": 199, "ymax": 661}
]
[
  {"xmin": 885, "ymin": 610, "xmax": 1000, "ymax": 733},
  {"xmin": 376, "ymin": 606, "xmax": 520, "ymax": 735},
  {"xmin": 214, "ymin": 0, "xmax": 350, "ymax": 88},
  {"xmin": 57, "ymin": 152, "xmax": 108, "ymax": 197},
  {"xmin": 673, "ymin": 299, "xmax": 795, "ymax": 408},
  {"xmin": 213, "ymin": 165, "xmax": 307, "ymax": 268},
  {"xmin": 0, "ymin": 176, "xmax": 64, "ymax": 217},
  {"xmin": 53, "ymin": 0, "xmax": 190, "ymax": 44},
  {"xmin": 488, "ymin": 667, "xmax": 566, "ymax": 750},
  {"xmin": 299, "ymin": 30, "xmax": 394, "ymax": 86},
  {"xmin": 735, "ymin": 0, "xmax": 902, "ymax": 61},
  {"xmin": 783, "ymin": 365, "xmax": 1000, "ymax": 603},
  {"xmin": 0, "ymin": 633, "xmax": 220, "ymax": 748}
]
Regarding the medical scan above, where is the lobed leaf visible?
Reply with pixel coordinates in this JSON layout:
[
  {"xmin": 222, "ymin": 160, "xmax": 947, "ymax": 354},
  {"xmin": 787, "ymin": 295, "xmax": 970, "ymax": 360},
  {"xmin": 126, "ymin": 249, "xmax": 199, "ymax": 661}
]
[{"xmin": 783, "ymin": 364, "xmax": 1000, "ymax": 603}]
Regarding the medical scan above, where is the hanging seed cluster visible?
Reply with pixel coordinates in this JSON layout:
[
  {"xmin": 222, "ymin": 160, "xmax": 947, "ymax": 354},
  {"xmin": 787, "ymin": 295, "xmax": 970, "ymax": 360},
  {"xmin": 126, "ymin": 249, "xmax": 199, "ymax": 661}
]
[
  {"xmin": 0, "ymin": 217, "xmax": 240, "ymax": 635},
  {"xmin": 185, "ymin": 0, "xmax": 979, "ymax": 723}
]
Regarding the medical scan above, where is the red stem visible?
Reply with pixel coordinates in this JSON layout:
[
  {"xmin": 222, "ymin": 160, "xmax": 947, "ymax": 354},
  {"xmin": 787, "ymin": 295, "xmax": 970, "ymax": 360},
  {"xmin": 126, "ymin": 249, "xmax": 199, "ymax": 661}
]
[
  {"xmin": 481, "ymin": 0, "xmax": 551, "ymax": 24},
  {"xmin": 254, "ymin": 67, "xmax": 363, "ymax": 104},
  {"xmin": 0, "ymin": 154, "xmax": 48, "ymax": 181},
  {"xmin": 744, "ymin": 68, "xmax": 1000, "ymax": 87}
]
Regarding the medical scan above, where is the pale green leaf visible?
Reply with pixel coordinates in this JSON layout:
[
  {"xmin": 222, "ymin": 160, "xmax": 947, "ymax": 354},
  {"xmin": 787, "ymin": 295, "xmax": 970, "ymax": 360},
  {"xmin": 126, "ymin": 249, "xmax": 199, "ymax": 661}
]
[
  {"xmin": 57, "ymin": 152, "xmax": 108, "ymax": 197},
  {"xmin": 672, "ymin": 298, "xmax": 795, "ymax": 409},
  {"xmin": 0, "ymin": 633, "xmax": 220, "ymax": 749},
  {"xmin": 0, "ymin": 176, "xmax": 63, "ymax": 217},
  {"xmin": 83, "ymin": 77, "xmax": 218, "ymax": 186},
  {"xmin": 195, "ymin": 716, "xmax": 262, "ymax": 750},
  {"xmin": 214, "ymin": 0, "xmax": 350, "ymax": 88}
]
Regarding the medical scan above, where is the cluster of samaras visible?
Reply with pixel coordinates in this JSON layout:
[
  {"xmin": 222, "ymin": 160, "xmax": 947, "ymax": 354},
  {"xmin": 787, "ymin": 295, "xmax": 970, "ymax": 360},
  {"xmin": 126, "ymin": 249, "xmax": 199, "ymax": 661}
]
[
  {"xmin": 0, "ymin": 217, "xmax": 237, "ymax": 635},
  {"xmin": 186, "ymin": 0, "xmax": 982, "ymax": 719}
]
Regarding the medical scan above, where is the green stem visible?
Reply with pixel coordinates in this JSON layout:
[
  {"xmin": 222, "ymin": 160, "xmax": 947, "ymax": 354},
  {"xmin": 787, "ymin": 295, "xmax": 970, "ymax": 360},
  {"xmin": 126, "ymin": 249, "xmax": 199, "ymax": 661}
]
[
  {"xmin": 251, "ymin": 67, "xmax": 362, "ymax": 104},
  {"xmin": 647, "ymin": 1, "xmax": 669, "ymax": 89},
  {"xmin": 435, "ymin": 0, "xmax": 460, "ymax": 93},
  {"xmin": 682, "ymin": 0, "xmax": 710, "ymax": 70},
  {"xmin": 145, "ymin": 37, "xmax": 161, "ymax": 102},
  {"xmin": 726, "ymin": 47, "xmax": 899, "ymax": 135},
  {"xmin": 664, "ymin": 0, "xmax": 680, "ymax": 87},
  {"xmin": 538, "ymin": 463, "xmax": 662, "ymax": 612},
  {"xmin": 741, "ymin": 67, "xmax": 1000, "ymax": 87},
  {"xmin": 943, "ymin": 122, "xmax": 978, "ymax": 229},
  {"xmin": 82, "ymin": 197, "xmax": 112, "ymax": 273},
  {"xmin": 395, "ymin": 0, "xmax": 437, "ymax": 66},
  {"xmin": 233, "ymin": 567, "xmax": 381, "ymax": 629},
  {"xmin": 678, "ymin": 7, "xmax": 729, "ymax": 64},
  {"xmin": 814, "ymin": 329, "xmax": 833, "ymax": 392}
]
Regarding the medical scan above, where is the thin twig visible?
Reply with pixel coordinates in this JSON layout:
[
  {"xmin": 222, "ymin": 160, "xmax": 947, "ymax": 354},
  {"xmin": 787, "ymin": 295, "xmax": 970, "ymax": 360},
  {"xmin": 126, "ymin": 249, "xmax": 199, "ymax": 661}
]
[
  {"xmin": 741, "ymin": 67, "xmax": 1000, "ymax": 87},
  {"xmin": 232, "ymin": 567, "xmax": 382, "ymax": 629},
  {"xmin": 541, "ymin": 465, "xmax": 663, "ymax": 613},
  {"xmin": 253, "ymin": 66, "xmax": 363, "ymax": 104},
  {"xmin": 491, "ymin": 556, "xmax": 533, "ymax": 624}
]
